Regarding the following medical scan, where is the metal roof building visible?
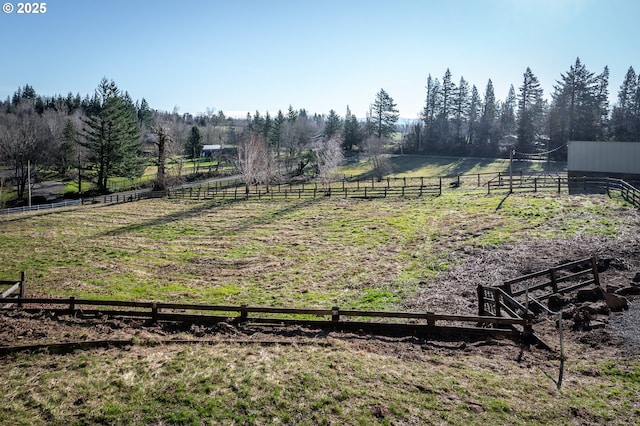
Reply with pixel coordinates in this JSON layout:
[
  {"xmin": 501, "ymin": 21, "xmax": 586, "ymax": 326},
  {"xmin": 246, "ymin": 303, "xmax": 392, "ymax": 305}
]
[{"xmin": 568, "ymin": 141, "xmax": 640, "ymax": 179}]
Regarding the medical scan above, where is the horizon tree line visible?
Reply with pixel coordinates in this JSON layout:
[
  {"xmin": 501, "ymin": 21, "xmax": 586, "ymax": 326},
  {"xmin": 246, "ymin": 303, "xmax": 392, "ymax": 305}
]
[{"xmin": 1, "ymin": 58, "xmax": 639, "ymax": 202}]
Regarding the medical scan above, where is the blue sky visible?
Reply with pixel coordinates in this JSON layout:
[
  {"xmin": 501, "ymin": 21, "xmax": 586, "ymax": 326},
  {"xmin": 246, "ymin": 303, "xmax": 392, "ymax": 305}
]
[{"xmin": 0, "ymin": 0, "xmax": 637, "ymax": 118}]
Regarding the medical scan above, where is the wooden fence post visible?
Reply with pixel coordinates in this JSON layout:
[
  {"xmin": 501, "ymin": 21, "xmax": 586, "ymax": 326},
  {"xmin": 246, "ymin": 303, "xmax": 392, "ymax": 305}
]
[
  {"xmin": 151, "ymin": 302, "xmax": 158, "ymax": 323},
  {"xmin": 332, "ymin": 306, "xmax": 340, "ymax": 323},
  {"xmin": 550, "ymin": 268, "xmax": 558, "ymax": 293},
  {"xmin": 240, "ymin": 304, "xmax": 248, "ymax": 321},
  {"xmin": 477, "ymin": 285, "xmax": 485, "ymax": 316},
  {"xmin": 427, "ymin": 312, "xmax": 435, "ymax": 327},
  {"xmin": 591, "ymin": 257, "xmax": 601, "ymax": 288},
  {"xmin": 18, "ymin": 271, "xmax": 26, "ymax": 308},
  {"xmin": 69, "ymin": 296, "xmax": 76, "ymax": 312}
]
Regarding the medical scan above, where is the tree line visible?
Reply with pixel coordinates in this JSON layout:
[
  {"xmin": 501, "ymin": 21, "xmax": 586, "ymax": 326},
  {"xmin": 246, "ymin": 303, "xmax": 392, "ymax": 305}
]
[
  {"xmin": 407, "ymin": 58, "xmax": 640, "ymax": 159},
  {"xmin": 1, "ymin": 58, "xmax": 639, "ymax": 203}
]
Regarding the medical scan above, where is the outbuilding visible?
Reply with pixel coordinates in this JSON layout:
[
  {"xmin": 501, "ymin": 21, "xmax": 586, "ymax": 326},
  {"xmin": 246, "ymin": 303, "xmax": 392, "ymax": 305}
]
[
  {"xmin": 201, "ymin": 144, "xmax": 222, "ymax": 158},
  {"xmin": 568, "ymin": 141, "xmax": 640, "ymax": 182}
]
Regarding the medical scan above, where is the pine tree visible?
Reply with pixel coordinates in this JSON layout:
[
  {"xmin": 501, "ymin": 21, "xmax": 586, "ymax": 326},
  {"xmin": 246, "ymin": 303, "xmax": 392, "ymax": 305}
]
[
  {"xmin": 323, "ymin": 109, "xmax": 342, "ymax": 139},
  {"xmin": 269, "ymin": 110, "xmax": 285, "ymax": 154},
  {"xmin": 452, "ymin": 77, "xmax": 470, "ymax": 144},
  {"xmin": 549, "ymin": 58, "xmax": 602, "ymax": 150},
  {"xmin": 421, "ymin": 75, "xmax": 441, "ymax": 152},
  {"xmin": 594, "ymin": 66, "xmax": 610, "ymax": 140},
  {"xmin": 611, "ymin": 66, "xmax": 639, "ymax": 141},
  {"xmin": 517, "ymin": 67, "xmax": 544, "ymax": 152},
  {"xmin": 370, "ymin": 88, "xmax": 399, "ymax": 139},
  {"xmin": 343, "ymin": 106, "xmax": 362, "ymax": 151},
  {"xmin": 438, "ymin": 69, "xmax": 456, "ymax": 148},
  {"xmin": 81, "ymin": 78, "xmax": 142, "ymax": 192},
  {"xmin": 467, "ymin": 85, "xmax": 481, "ymax": 148},
  {"xmin": 185, "ymin": 126, "xmax": 202, "ymax": 159},
  {"xmin": 501, "ymin": 85, "xmax": 517, "ymax": 136},
  {"xmin": 479, "ymin": 79, "xmax": 498, "ymax": 149}
]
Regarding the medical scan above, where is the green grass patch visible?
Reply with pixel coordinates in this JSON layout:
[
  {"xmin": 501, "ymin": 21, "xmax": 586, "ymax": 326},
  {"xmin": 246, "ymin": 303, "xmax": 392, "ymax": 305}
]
[
  {"xmin": 0, "ymin": 190, "xmax": 631, "ymax": 309},
  {"xmin": 1, "ymin": 345, "xmax": 639, "ymax": 425}
]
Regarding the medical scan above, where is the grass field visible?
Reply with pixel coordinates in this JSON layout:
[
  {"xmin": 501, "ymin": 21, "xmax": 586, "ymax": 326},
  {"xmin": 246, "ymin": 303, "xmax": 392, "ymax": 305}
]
[
  {"xmin": 339, "ymin": 155, "xmax": 567, "ymax": 179},
  {"xmin": 1, "ymin": 162, "xmax": 639, "ymax": 425}
]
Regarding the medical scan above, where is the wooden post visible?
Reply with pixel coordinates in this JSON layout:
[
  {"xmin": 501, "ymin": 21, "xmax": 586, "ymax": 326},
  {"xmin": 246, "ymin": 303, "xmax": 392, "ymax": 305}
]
[
  {"xmin": 550, "ymin": 268, "xmax": 558, "ymax": 293},
  {"xmin": 591, "ymin": 257, "xmax": 601, "ymax": 288},
  {"xmin": 557, "ymin": 177, "xmax": 561, "ymax": 193},
  {"xmin": 495, "ymin": 291, "xmax": 501, "ymax": 317},
  {"xmin": 151, "ymin": 302, "xmax": 158, "ymax": 323},
  {"xmin": 69, "ymin": 296, "xmax": 76, "ymax": 312},
  {"xmin": 477, "ymin": 285, "xmax": 485, "ymax": 316},
  {"xmin": 427, "ymin": 312, "xmax": 435, "ymax": 327},
  {"xmin": 240, "ymin": 304, "xmax": 248, "ymax": 321},
  {"xmin": 18, "ymin": 271, "xmax": 25, "ymax": 308},
  {"xmin": 332, "ymin": 306, "xmax": 340, "ymax": 323},
  {"xmin": 534, "ymin": 178, "xmax": 537, "ymax": 192}
]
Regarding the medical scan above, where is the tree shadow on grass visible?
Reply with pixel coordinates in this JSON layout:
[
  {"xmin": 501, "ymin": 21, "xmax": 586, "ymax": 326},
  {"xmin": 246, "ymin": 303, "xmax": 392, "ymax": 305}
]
[{"xmin": 99, "ymin": 196, "xmax": 323, "ymax": 238}]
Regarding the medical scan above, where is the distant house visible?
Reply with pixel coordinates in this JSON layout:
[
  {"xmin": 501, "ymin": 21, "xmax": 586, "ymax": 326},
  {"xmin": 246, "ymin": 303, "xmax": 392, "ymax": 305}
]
[
  {"xmin": 201, "ymin": 144, "xmax": 222, "ymax": 158},
  {"xmin": 568, "ymin": 141, "xmax": 640, "ymax": 181}
]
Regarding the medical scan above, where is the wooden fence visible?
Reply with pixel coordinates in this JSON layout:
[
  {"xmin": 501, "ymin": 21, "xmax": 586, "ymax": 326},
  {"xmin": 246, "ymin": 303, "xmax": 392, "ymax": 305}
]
[
  {"xmin": 604, "ymin": 178, "xmax": 640, "ymax": 208},
  {"xmin": 0, "ymin": 272, "xmax": 25, "ymax": 308},
  {"xmin": 478, "ymin": 257, "xmax": 600, "ymax": 319},
  {"xmin": 167, "ymin": 178, "xmax": 443, "ymax": 201},
  {"xmin": 1, "ymin": 291, "xmax": 532, "ymax": 340}
]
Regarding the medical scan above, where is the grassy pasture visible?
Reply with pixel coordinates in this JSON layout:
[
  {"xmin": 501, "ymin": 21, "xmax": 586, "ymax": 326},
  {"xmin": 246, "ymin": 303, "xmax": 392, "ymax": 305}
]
[
  {"xmin": 0, "ymin": 191, "xmax": 622, "ymax": 308},
  {"xmin": 1, "ymin": 171, "xmax": 639, "ymax": 425},
  {"xmin": 339, "ymin": 155, "xmax": 567, "ymax": 179}
]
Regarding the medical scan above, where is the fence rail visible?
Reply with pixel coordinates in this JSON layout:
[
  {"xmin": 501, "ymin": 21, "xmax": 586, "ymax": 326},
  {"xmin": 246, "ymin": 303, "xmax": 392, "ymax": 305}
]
[
  {"xmin": 604, "ymin": 178, "xmax": 640, "ymax": 207},
  {"xmin": 0, "ymin": 199, "xmax": 82, "ymax": 215},
  {"xmin": 167, "ymin": 180, "xmax": 443, "ymax": 201},
  {"xmin": 1, "ymin": 295, "xmax": 530, "ymax": 339},
  {"xmin": 0, "ymin": 272, "xmax": 25, "ymax": 308},
  {"xmin": 478, "ymin": 257, "xmax": 600, "ymax": 320}
]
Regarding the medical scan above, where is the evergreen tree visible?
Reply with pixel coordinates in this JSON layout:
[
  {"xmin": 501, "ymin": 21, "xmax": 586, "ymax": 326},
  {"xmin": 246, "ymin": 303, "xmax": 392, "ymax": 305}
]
[
  {"xmin": 343, "ymin": 106, "xmax": 362, "ymax": 151},
  {"xmin": 517, "ymin": 67, "xmax": 544, "ymax": 152},
  {"xmin": 287, "ymin": 105, "xmax": 298, "ymax": 122},
  {"xmin": 137, "ymin": 98, "xmax": 154, "ymax": 128},
  {"xmin": 323, "ymin": 109, "xmax": 342, "ymax": 139},
  {"xmin": 479, "ymin": 79, "xmax": 498, "ymax": 149},
  {"xmin": 269, "ymin": 110, "xmax": 285, "ymax": 154},
  {"xmin": 501, "ymin": 85, "xmax": 517, "ymax": 136},
  {"xmin": 421, "ymin": 75, "xmax": 441, "ymax": 152},
  {"xmin": 594, "ymin": 66, "xmax": 610, "ymax": 140},
  {"xmin": 467, "ymin": 85, "xmax": 481, "ymax": 148},
  {"xmin": 185, "ymin": 125, "xmax": 202, "ymax": 159},
  {"xmin": 611, "ymin": 66, "xmax": 639, "ymax": 141},
  {"xmin": 438, "ymin": 69, "xmax": 456, "ymax": 148},
  {"xmin": 549, "ymin": 58, "xmax": 601, "ymax": 150},
  {"xmin": 452, "ymin": 77, "xmax": 470, "ymax": 144},
  {"xmin": 81, "ymin": 78, "xmax": 142, "ymax": 192},
  {"xmin": 370, "ymin": 88, "xmax": 399, "ymax": 139},
  {"xmin": 263, "ymin": 112, "xmax": 272, "ymax": 140},
  {"xmin": 57, "ymin": 119, "xmax": 76, "ymax": 174}
]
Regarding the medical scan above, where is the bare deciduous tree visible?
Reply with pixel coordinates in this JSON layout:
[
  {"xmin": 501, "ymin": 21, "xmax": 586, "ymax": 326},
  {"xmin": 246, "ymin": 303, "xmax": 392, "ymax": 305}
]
[
  {"xmin": 363, "ymin": 136, "xmax": 391, "ymax": 181},
  {"xmin": 236, "ymin": 132, "xmax": 271, "ymax": 195},
  {"xmin": 312, "ymin": 135, "xmax": 344, "ymax": 186},
  {"xmin": 0, "ymin": 101, "xmax": 51, "ymax": 199},
  {"xmin": 149, "ymin": 112, "xmax": 185, "ymax": 189}
]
